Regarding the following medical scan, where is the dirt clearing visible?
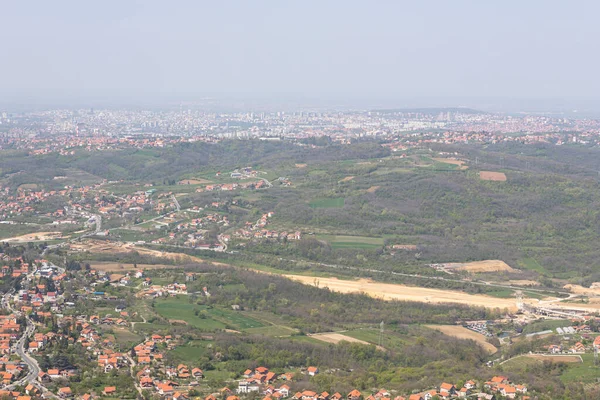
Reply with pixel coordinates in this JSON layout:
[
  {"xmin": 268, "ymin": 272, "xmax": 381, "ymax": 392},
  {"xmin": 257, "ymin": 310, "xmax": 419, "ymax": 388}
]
[
  {"xmin": 366, "ymin": 186, "xmax": 380, "ymax": 193},
  {"xmin": 69, "ymin": 239, "xmax": 205, "ymax": 264},
  {"xmin": 339, "ymin": 176, "xmax": 355, "ymax": 182},
  {"xmin": 444, "ymin": 260, "xmax": 515, "ymax": 273},
  {"xmin": 479, "ymin": 171, "xmax": 507, "ymax": 181},
  {"xmin": 432, "ymin": 158, "xmax": 469, "ymax": 170},
  {"xmin": 310, "ymin": 332, "xmax": 384, "ymax": 350},
  {"xmin": 1, "ymin": 232, "xmax": 65, "ymax": 242},
  {"xmin": 425, "ymin": 325, "xmax": 497, "ymax": 353},
  {"xmin": 295, "ymin": 164, "xmax": 307, "ymax": 168},
  {"xmin": 287, "ymin": 275, "xmax": 518, "ymax": 311}
]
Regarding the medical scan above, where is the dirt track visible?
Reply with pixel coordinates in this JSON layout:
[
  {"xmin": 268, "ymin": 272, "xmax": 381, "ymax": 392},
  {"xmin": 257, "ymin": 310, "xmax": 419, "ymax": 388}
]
[
  {"xmin": 288, "ymin": 275, "xmax": 518, "ymax": 311},
  {"xmin": 425, "ymin": 325, "xmax": 497, "ymax": 353}
]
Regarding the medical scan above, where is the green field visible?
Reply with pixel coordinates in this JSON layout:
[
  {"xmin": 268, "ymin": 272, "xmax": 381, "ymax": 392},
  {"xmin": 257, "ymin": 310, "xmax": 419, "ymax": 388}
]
[
  {"xmin": 245, "ymin": 326, "xmax": 296, "ymax": 336},
  {"xmin": 168, "ymin": 341, "xmax": 210, "ymax": 362},
  {"xmin": 500, "ymin": 355, "xmax": 544, "ymax": 370},
  {"xmin": 206, "ymin": 308, "xmax": 265, "ymax": 330},
  {"xmin": 154, "ymin": 297, "xmax": 226, "ymax": 330},
  {"xmin": 112, "ymin": 328, "xmax": 143, "ymax": 344},
  {"xmin": 154, "ymin": 296, "xmax": 265, "ymax": 331},
  {"xmin": 343, "ymin": 328, "xmax": 411, "ymax": 352},
  {"xmin": 518, "ymin": 257, "xmax": 546, "ymax": 274},
  {"xmin": 309, "ymin": 198, "xmax": 345, "ymax": 208},
  {"xmin": 522, "ymin": 319, "xmax": 572, "ymax": 334},
  {"xmin": 560, "ymin": 354, "xmax": 600, "ymax": 384},
  {"xmin": 319, "ymin": 235, "xmax": 384, "ymax": 249}
]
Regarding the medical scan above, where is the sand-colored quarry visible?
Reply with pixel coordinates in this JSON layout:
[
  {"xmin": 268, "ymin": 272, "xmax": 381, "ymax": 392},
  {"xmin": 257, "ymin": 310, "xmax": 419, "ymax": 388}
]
[
  {"xmin": 288, "ymin": 275, "xmax": 518, "ymax": 311},
  {"xmin": 563, "ymin": 283, "xmax": 600, "ymax": 296},
  {"xmin": 445, "ymin": 260, "xmax": 515, "ymax": 273},
  {"xmin": 479, "ymin": 171, "xmax": 507, "ymax": 181},
  {"xmin": 425, "ymin": 325, "xmax": 497, "ymax": 353},
  {"xmin": 1, "ymin": 232, "xmax": 64, "ymax": 242}
]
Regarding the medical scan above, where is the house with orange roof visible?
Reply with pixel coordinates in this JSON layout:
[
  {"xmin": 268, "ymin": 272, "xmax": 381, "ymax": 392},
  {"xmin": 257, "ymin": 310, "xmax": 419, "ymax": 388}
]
[
  {"xmin": 58, "ymin": 387, "xmax": 73, "ymax": 398},
  {"xmin": 347, "ymin": 390, "xmax": 362, "ymax": 400},
  {"xmin": 102, "ymin": 387, "xmax": 116, "ymax": 396}
]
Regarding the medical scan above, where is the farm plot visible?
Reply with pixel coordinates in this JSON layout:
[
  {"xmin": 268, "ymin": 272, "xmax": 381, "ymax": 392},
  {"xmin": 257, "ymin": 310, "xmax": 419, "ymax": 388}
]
[
  {"xmin": 425, "ymin": 325, "xmax": 497, "ymax": 354},
  {"xmin": 154, "ymin": 298, "xmax": 226, "ymax": 330},
  {"xmin": 443, "ymin": 259, "xmax": 515, "ymax": 273},
  {"xmin": 319, "ymin": 235, "xmax": 384, "ymax": 249},
  {"xmin": 206, "ymin": 308, "xmax": 265, "ymax": 330},
  {"xmin": 310, "ymin": 332, "xmax": 385, "ymax": 351},
  {"xmin": 432, "ymin": 158, "xmax": 468, "ymax": 170},
  {"xmin": 479, "ymin": 171, "xmax": 507, "ymax": 181}
]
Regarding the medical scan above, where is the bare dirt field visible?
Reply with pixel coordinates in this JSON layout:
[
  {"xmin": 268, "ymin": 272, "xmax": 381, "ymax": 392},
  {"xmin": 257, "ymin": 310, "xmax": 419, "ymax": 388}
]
[
  {"xmin": 178, "ymin": 179, "xmax": 211, "ymax": 185},
  {"xmin": 295, "ymin": 164, "xmax": 307, "ymax": 168},
  {"xmin": 310, "ymin": 332, "xmax": 384, "ymax": 350},
  {"xmin": 527, "ymin": 354, "xmax": 582, "ymax": 363},
  {"xmin": 69, "ymin": 240, "xmax": 205, "ymax": 264},
  {"xmin": 1, "ymin": 232, "xmax": 64, "ymax": 242},
  {"xmin": 366, "ymin": 186, "xmax": 380, "ymax": 193},
  {"xmin": 445, "ymin": 260, "xmax": 515, "ymax": 273},
  {"xmin": 339, "ymin": 176, "xmax": 355, "ymax": 182},
  {"xmin": 89, "ymin": 262, "xmax": 180, "ymax": 272},
  {"xmin": 432, "ymin": 158, "xmax": 469, "ymax": 170},
  {"xmin": 425, "ymin": 325, "xmax": 497, "ymax": 353},
  {"xmin": 508, "ymin": 280, "xmax": 540, "ymax": 286},
  {"xmin": 564, "ymin": 283, "xmax": 600, "ymax": 296},
  {"xmin": 479, "ymin": 171, "xmax": 507, "ymax": 181},
  {"xmin": 287, "ymin": 275, "xmax": 518, "ymax": 311}
]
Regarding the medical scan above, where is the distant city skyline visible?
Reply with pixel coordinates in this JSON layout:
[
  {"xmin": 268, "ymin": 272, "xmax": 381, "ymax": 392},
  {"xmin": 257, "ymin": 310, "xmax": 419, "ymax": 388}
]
[{"xmin": 2, "ymin": 1, "xmax": 600, "ymax": 113}]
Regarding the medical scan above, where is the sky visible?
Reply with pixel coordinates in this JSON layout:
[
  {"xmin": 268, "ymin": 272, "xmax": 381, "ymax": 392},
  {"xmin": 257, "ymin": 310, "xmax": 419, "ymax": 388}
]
[{"xmin": 1, "ymin": 1, "xmax": 600, "ymax": 110}]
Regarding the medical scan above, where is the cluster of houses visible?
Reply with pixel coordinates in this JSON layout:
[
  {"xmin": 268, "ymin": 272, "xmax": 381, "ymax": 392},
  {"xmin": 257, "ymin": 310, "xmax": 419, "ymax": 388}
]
[
  {"xmin": 232, "ymin": 367, "xmax": 530, "ymax": 400},
  {"xmin": 196, "ymin": 179, "xmax": 267, "ymax": 193},
  {"xmin": 234, "ymin": 212, "xmax": 302, "ymax": 242},
  {"xmin": 133, "ymin": 335, "xmax": 208, "ymax": 397},
  {"xmin": 149, "ymin": 214, "xmax": 228, "ymax": 249},
  {"xmin": 138, "ymin": 283, "xmax": 188, "ymax": 298}
]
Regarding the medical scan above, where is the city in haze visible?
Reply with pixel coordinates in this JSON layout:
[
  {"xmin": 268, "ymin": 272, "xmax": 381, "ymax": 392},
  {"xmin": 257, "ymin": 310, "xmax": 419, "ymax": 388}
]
[
  {"xmin": 1, "ymin": 2, "xmax": 600, "ymax": 400},
  {"xmin": 2, "ymin": 1, "xmax": 600, "ymax": 114}
]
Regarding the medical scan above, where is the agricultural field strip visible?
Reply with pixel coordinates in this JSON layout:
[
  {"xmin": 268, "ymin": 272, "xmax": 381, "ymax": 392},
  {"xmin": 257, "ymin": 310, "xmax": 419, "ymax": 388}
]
[
  {"xmin": 289, "ymin": 275, "xmax": 518, "ymax": 310},
  {"xmin": 272, "ymin": 256, "xmax": 570, "ymax": 297},
  {"xmin": 499, "ymin": 354, "xmax": 583, "ymax": 366}
]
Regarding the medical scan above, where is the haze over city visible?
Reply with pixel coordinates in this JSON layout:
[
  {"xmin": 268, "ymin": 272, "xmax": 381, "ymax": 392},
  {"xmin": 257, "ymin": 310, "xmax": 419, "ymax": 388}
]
[{"xmin": 2, "ymin": 1, "xmax": 600, "ymax": 113}]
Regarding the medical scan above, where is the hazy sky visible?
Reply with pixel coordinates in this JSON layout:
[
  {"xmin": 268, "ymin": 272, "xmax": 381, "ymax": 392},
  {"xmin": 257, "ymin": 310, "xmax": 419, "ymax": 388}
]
[{"xmin": 2, "ymin": 1, "xmax": 600, "ymax": 108}]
